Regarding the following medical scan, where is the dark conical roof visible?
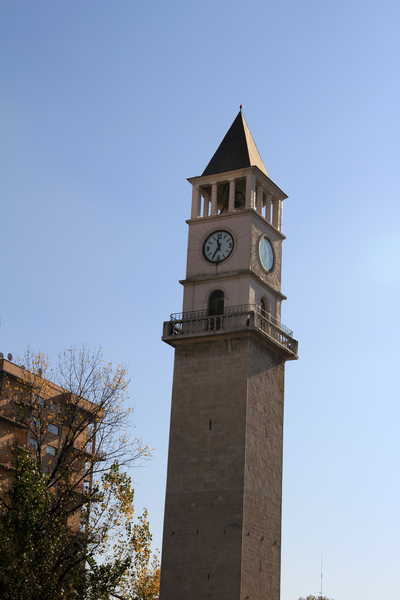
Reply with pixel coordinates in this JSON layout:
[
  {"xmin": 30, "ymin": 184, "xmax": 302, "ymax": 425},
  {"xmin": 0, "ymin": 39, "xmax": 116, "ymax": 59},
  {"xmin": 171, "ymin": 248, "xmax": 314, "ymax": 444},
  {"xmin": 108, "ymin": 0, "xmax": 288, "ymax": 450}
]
[{"xmin": 202, "ymin": 111, "xmax": 269, "ymax": 177}]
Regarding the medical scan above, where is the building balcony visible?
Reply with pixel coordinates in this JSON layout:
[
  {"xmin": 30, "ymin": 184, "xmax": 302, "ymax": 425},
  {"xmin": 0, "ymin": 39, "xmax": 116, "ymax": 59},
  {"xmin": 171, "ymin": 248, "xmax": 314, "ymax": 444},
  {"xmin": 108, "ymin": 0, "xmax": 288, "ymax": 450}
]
[
  {"xmin": 70, "ymin": 439, "xmax": 106, "ymax": 462},
  {"xmin": 6, "ymin": 436, "xmax": 28, "ymax": 450},
  {"xmin": 0, "ymin": 454, "xmax": 15, "ymax": 469},
  {"xmin": 162, "ymin": 304, "xmax": 298, "ymax": 360},
  {"xmin": 72, "ymin": 440, "xmax": 93, "ymax": 455},
  {"xmin": 0, "ymin": 409, "xmax": 29, "ymax": 429}
]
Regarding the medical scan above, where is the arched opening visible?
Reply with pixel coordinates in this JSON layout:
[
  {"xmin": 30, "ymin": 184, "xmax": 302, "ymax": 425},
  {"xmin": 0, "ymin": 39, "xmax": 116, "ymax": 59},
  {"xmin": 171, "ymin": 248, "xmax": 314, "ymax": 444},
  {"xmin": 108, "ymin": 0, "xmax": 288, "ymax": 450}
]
[
  {"xmin": 208, "ymin": 290, "xmax": 224, "ymax": 316},
  {"xmin": 208, "ymin": 290, "xmax": 224, "ymax": 331},
  {"xmin": 259, "ymin": 297, "xmax": 270, "ymax": 333},
  {"xmin": 260, "ymin": 297, "xmax": 267, "ymax": 317}
]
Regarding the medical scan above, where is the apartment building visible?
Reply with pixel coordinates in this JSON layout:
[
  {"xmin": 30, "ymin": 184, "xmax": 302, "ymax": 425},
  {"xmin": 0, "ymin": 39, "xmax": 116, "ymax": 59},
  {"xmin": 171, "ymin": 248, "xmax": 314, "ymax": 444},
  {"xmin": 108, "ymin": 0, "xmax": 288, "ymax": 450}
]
[{"xmin": 0, "ymin": 357, "xmax": 102, "ymax": 530}]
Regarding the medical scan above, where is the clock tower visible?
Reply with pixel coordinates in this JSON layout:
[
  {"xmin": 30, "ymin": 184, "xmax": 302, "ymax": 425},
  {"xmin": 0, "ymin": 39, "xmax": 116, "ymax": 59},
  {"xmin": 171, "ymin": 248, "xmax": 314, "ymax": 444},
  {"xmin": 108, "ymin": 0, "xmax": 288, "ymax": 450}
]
[{"xmin": 160, "ymin": 110, "xmax": 298, "ymax": 600}]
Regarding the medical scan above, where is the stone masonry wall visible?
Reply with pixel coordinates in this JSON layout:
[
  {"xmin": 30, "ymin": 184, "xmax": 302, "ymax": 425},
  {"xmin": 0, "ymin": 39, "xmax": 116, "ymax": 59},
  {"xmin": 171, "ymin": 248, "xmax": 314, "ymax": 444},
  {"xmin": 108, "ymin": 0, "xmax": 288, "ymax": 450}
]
[
  {"xmin": 241, "ymin": 338, "xmax": 285, "ymax": 600},
  {"xmin": 159, "ymin": 333, "xmax": 285, "ymax": 600}
]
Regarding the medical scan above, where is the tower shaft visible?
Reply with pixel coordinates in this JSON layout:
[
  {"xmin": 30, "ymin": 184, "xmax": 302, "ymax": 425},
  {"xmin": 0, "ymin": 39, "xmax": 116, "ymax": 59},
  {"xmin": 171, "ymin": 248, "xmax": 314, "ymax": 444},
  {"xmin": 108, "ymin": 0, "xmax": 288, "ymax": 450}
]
[{"xmin": 160, "ymin": 331, "xmax": 286, "ymax": 600}]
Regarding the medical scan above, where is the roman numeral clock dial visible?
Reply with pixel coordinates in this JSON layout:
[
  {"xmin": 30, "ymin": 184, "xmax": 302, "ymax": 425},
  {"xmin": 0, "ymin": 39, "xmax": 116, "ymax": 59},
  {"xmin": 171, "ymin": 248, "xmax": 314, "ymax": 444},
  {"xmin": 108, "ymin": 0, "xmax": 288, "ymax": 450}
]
[{"xmin": 203, "ymin": 230, "xmax": 234, "ymax": 263}]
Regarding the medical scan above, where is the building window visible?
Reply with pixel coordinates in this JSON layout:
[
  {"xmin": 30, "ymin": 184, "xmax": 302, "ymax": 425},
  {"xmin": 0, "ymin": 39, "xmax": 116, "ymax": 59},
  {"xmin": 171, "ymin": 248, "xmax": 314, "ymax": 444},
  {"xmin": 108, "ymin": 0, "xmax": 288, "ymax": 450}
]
[
  {"xmin": 46, "ymin": 445, "xmax": 56, "ymax": 456},
  {"xmin": 34, "ymin": 394, "xmax": 45, "ymax": 407},
  {"xmin": 49, "ymin": 403, "xmax": 59, "ymax": 413},
  {"xmin": 208, "ymin": 290, "xmax": 224, "ymax": 331},
  {"xmin": 259, "ymin": 297, "xmax": 270, "ymax": 332},
  {"xmin": 208, "ymin": 290, "xmax": 224, "ymax": 316},
  {"xmin": 260, "ymin": 297, "xmax": 267, "ymax": 316},
  {"xmin": 29, "ymin": 438, "xmax": 38, "ymax": 449},
  {"xmin": 48, "ymin": 424, "xmax": 59, "ymax": 436},
  {"xmin": 32, "ymin": 417, "xmax": 41, "ymax": 428}
]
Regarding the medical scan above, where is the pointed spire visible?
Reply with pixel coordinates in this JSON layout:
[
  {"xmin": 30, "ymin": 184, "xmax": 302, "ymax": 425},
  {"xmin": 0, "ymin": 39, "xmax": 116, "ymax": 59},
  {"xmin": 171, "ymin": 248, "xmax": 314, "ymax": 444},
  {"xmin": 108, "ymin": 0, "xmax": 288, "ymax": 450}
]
[{"xmin": 202, "ymin": 111, "xmax": 269, "ymax": 178}]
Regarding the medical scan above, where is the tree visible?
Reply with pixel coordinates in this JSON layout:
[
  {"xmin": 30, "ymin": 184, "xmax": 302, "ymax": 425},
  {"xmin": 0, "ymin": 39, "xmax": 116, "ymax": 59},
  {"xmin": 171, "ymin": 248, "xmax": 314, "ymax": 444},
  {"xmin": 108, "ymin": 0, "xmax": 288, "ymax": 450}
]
[
  {"xmin": 0, "ymin": 451, "xmax": 160, "ymax": 599},
  {"xmin": 82, "ymin": 462, "xmax": 160, "ymax": 600},
  {"xmin": 0, "ymin": 348, "xmax": 159, "ymax": 599},
  {"xmin": 0, "ymin": 449, "xmax": 106, "ymax": 599}
]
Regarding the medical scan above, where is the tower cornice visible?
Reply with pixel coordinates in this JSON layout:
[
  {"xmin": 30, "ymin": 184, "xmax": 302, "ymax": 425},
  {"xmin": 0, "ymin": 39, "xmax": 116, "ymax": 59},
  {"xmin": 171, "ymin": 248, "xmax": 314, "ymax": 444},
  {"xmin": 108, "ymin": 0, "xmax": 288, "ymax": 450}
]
[
  {"xmin": 179, "ymin": 270, "xmax": 287, "ymax": 300},
  {"xmin": 186, "ymin": 208, "xmax": 286, "ymax": 241}
]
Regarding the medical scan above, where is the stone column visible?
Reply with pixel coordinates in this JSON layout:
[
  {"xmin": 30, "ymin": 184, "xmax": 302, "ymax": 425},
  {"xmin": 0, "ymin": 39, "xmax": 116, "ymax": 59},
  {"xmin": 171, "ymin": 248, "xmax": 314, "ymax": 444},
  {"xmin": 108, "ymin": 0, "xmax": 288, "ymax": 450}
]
[
  {"xmin": 256, "ymin": 185, "xmax": 263, "ymax": 214},
  {"xmin": 245, "ymin": 173, "xmax": 256, "ymax": 210},
  {"xmin": 211, "ymin": 183, "xmax": 218, "ymax": 215},
  {"xmin": 229, "ymin": 179, "xmax": 235, "ymax": 213},
  {"xmin": 278, "ymin": 200, "xmax": 283, "ymax": 231},
  {"xmin": 265, "ymin": 193, "xmax": 272, "ymax": 222},
  {"xmin": 272, "ymin": 198, "xmax": 282, "ymax": 230},
  {"xmin": 191, "ymin": 185, "xmax": 202, "ymax": 219},
  {"xmin": 203, "ymin": 195, "xmax": 210, "ymax": 217}
]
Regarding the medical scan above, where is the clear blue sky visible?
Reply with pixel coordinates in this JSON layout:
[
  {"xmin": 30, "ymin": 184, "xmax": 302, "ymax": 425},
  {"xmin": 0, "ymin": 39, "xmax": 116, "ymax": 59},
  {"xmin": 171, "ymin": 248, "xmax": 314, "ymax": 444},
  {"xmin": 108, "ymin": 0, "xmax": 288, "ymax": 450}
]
[{"xmin": 2, "ymin": 1, "xmax": 400, "ymax": 598}]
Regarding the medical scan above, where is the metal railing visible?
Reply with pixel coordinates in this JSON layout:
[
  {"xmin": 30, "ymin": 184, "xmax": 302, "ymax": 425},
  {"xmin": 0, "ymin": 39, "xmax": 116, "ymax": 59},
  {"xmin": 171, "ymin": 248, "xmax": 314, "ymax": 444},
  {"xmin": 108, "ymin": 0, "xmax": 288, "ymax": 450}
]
[
  {"xmin": 170, "ymin": 304, "xmax": 253, "ymax": 321},
  {"xmin": 255, "ymin": 311, "xmax": 298, "ymax": 354},
  {"xmin": 164, "ymin": 305, "xmax": 298, "ymax": 356},
  {"xmin": 170, "ymin": 304, "xmax": 293, "ymax": 336}
]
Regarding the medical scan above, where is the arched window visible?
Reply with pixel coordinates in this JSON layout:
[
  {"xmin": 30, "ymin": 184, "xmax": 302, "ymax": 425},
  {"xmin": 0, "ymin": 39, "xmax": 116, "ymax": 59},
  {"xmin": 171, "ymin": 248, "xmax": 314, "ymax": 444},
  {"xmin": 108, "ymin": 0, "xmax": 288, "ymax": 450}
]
[
  {"xmin": 208, "ymin": 290, "xmax": 224, "ymax": 331},
  {"xmin": 259, "ymin": 297, "xmax": 270, "ymax": 332},
  {"xmin": 260, "ymin": 297, "xmax": 267, "ymax": 317},
  {"xmin": 208, "ymin": 290, "xmax": 224, "ymax": 316}
]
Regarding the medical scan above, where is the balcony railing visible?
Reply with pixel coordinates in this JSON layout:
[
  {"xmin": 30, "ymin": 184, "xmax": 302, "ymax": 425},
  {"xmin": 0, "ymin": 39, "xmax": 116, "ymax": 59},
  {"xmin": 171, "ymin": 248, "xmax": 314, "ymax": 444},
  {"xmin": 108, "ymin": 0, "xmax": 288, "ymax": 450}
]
[
  {"xmin": 163, "ymin": 304, "xmax": 298, "ymax": 357},
  {"xmin": 169, "ymin": 304, "xmax": 293, "ymax": 336},
  {"xmin": 72, "ymin": 440, "xmax": 94, "ymax": 455},
  {"xmin": 0, "ymin": 409, "xmax": 28, "ymax": 427},
  {"xmin": 71, "ymin": 440, "xmax": 106, "ymax": 461}
]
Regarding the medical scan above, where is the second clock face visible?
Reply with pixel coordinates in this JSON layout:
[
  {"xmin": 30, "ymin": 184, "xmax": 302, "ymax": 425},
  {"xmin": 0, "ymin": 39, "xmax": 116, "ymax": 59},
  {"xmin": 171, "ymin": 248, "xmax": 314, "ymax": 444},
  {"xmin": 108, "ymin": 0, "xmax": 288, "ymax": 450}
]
[
  {"xmin": 259, "ymin": 236, "xmax": 274, "ymax": 271},
  {"xmin": 203, "ymin": 230, "xmax": 234, "ymax": 263}
]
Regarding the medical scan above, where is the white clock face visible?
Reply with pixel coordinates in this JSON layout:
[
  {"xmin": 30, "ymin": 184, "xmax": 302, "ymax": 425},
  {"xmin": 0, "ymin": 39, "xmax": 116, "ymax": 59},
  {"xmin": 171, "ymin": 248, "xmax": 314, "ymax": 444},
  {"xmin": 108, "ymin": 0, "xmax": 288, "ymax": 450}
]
[
  {"xmin": 203, "ymin": 230, "xmax": 234, "ymax": 263},
  {"xmin": 259, "ymin": 236, "xmax": 274, "ymax": 271}
]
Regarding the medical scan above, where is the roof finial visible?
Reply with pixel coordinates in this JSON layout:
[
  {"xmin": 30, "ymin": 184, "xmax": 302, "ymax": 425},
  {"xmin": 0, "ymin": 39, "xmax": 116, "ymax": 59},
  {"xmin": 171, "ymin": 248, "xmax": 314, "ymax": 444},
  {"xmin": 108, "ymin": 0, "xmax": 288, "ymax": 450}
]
[{"xmin": 240, "ymin": 104, "xmax": 243, "ymax": 112}]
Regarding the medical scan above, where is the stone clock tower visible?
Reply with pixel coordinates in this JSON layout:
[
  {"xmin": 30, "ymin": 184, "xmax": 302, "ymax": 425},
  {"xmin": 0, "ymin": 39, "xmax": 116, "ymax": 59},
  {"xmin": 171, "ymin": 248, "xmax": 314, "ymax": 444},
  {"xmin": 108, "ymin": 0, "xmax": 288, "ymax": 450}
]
[{"xmin": 160, "ymin": 110, "xmax": 298, "ymax": 600}]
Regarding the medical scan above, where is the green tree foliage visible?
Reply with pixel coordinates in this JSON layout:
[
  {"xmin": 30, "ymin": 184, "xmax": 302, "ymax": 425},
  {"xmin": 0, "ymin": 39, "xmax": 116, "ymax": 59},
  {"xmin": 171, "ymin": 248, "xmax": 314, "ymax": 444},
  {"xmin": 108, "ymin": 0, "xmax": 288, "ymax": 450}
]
[
  {"xmin": 0, "ymin": 452, "xmax": 160, "ymax": 599},
  {"xmin": 0, "ymin": 451, "xmax": 79, "ymax": 599},
  {"xmin": 84, "ymin": 463, "xmax": 160, "ymax": 600}
]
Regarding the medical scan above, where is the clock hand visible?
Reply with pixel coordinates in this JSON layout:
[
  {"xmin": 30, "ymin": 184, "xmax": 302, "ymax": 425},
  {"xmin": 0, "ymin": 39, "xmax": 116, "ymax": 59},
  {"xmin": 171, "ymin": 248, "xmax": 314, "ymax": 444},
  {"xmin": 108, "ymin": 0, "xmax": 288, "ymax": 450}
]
[{"xmin": 212, "ymin": 246, "xmax": 219, "ymax": 259}]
